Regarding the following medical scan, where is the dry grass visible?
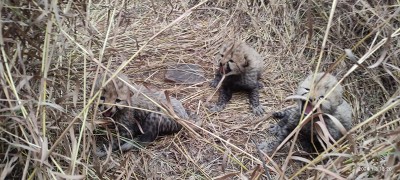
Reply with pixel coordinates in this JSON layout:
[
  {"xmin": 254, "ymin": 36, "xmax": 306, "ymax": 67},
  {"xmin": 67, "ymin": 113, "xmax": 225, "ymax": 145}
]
[{"xmin": 1, "ymin": 0, "xmax": 399, "ymax": 179}]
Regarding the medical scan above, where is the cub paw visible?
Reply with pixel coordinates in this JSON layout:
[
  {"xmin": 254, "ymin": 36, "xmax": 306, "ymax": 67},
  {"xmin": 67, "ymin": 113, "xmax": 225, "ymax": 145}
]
[
  {"xmin": 209, "ymin": 79, "xmax": 220, "ymax": 88},
  {"xmin": 272, "ymin": 111, "xmax": 284, "ymax": 119},
  {"xmin": 209, "ymin": 104, "xmax": 224, "ymax": 112},
  {"xmin": 252, "ymin": 105, "xmax": 265, "ymax": 116},
  {"xmin": 258, "ymin": 141, "xmax": 278, "ymax": 154}
]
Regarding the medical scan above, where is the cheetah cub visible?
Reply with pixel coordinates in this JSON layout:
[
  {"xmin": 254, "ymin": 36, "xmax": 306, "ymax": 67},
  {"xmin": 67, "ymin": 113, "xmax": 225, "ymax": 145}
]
[
  {"xmin": 94, "ymin": 73, "xmax": 189, "ymax": 156},
  {"xmin": 268, "ymin": 73, "xmax": 352, "ymax": 153},
  {"xmin": 210, "ymin": 41, "xmax": 265, "ymax": 116}
]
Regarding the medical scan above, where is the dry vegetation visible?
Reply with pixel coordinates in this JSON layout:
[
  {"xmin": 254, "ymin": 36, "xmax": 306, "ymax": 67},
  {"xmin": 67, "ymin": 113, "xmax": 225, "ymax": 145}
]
[{"xmin": 1, "ymin": 0, "xmax": 400, "ymax": 179}]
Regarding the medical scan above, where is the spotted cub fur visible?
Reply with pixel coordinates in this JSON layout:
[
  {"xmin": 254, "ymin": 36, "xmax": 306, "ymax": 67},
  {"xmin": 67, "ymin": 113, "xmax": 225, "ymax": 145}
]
[
  {"xmin": 267, "ymin": 73, "xmax": 352, "ymax": 153},
  {"xmin": 94, "ymin": 73, "xmax": 188, "ymax": 156},
  {"xmin": 209, "ymin": 41, "xmax": 265, "ymax": 115}
]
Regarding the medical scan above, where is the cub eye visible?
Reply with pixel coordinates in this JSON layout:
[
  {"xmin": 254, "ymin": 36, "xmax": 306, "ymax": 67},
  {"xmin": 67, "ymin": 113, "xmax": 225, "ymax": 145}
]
[
  {"xmin": 115, "ymin": 99, "xmax": 122, "ymax": 103},
  {"xmin": 228, "ymin": 59, "xmax": 234, "ymax": 63},
  {"xmin": 304, "ymin": 88, "xmax": 310, "ymax": 91},
  {"xmin": 221, "ymin": 54, "xmax": 224, "ymax": 57},
  {"xmin": 100, "ymin": 96, "xmax": 105, "ymax": 101},
  {"xmin": 319, "ymin": 96, "xmax": 324, "ymax": 99}
]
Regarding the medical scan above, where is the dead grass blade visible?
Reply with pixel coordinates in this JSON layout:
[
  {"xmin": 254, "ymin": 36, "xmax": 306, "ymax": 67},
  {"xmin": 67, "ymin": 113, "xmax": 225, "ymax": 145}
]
[
  {"xmin": 221, "ymin": 146, "xmax": 230, "ymax": 173},
  {"xmin": 212, "ymin": 172, "xmax": 240, "ymax": 180},
  {"xmin": 206, "ymin": 75, "xmax": 226, "ymax": 103},
  {"xmin": 0, "ymin": 156, "xmax": 18, "ymax": 180},
  {"xmin": 324, "ymin": 114, "xmax": 347, "ymax": 136},
  {"xmin": 367, "ymin": 33, "xmax": 391, "ymax": 69},
  {"xmin": 314, "ymin": 121, "xmax": 335, "ymax": 148},
  {"xmin": 36, "ymin": 101, "xmax": 65, "ymax": 113},
  {"xmin": 52, "ymin": 172, "xmax": 85, "ymax": 180},
  {"xmin": 310, "ymin": 165, "xmax": 346, "ymax": 180},
  {"xmin": 290, "ymin": 156, "xmax": 314, "ymax": 165},
  {"xmin": 39, "ymin": 137, "xmax": 49, "ymax": 167}
]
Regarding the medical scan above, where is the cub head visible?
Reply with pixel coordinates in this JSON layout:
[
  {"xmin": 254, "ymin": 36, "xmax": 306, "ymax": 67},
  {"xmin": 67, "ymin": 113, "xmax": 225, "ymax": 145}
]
[
  {"xmin": 94, "ymin": 73, "xmax": 132, "ymax": 117},
  {"xmin": 216, "ymin": 41, "xmax": 249, "ymax": 76},
  {"xmin": 296, "ymin": 73, "xmax": 343, "ymax": 115}
]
